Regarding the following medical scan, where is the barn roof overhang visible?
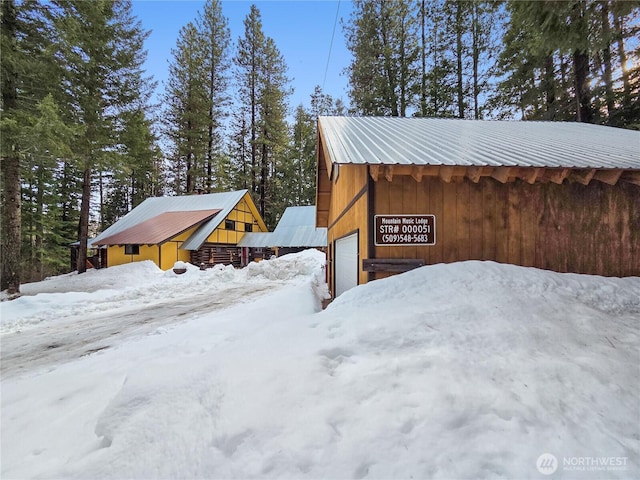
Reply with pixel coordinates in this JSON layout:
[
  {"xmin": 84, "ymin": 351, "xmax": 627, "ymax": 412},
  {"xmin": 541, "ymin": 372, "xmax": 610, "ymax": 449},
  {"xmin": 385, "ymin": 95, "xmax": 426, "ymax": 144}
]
[{"xmin": 366, "ymin": 164, "xmax": 640, "ymax": 187}]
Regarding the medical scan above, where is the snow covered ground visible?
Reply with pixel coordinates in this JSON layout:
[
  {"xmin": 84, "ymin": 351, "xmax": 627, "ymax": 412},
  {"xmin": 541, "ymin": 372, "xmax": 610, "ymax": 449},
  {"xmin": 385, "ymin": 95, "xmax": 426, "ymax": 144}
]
[{"xmin": 1, "ymin": 252, "xmax": 639, "ymax": 479}]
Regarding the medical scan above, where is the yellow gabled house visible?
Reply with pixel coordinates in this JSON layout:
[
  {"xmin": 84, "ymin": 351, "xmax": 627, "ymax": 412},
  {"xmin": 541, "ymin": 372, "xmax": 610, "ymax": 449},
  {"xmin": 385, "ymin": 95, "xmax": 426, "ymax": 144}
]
[{"xmin": 92, "ymin": 190, "xmax": 268, "ymax": 270}]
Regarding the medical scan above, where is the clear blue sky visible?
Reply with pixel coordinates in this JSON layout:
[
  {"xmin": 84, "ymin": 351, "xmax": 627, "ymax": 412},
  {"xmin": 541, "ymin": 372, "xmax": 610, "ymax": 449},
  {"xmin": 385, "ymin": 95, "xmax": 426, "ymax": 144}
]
[{"xmin": 130, "ymin": 0, "xmax": 353, "ymax": 112}]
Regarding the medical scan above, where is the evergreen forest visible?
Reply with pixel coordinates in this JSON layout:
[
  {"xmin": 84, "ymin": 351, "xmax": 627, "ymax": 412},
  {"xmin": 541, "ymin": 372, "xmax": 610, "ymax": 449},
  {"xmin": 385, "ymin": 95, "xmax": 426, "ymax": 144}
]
[{"xmin": 2, "ymin": 0, "xmax": 639, "ymax": 293}]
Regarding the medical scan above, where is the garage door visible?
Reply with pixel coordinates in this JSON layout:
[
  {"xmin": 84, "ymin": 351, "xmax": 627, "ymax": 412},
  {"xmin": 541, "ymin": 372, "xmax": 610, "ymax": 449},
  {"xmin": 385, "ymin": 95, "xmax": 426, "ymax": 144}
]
[{"xmin": 335, "ymin": 233, "xmax": 358, "ymax": 297}]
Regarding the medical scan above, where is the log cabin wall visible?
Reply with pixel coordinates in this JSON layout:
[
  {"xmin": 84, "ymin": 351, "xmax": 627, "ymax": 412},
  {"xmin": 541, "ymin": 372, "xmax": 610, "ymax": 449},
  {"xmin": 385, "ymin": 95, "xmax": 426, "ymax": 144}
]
[{"xmin": 372, "ymin": 175, "xmax": 639, "ymax": 279}]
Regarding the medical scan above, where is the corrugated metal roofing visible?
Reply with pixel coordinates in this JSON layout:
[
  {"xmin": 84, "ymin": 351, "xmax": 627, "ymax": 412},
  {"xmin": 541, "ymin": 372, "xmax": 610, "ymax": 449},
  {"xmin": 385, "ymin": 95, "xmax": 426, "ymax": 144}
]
[
  {"xmin": 236, "ymin": 232, "xmax": 273, "ymax": 248},
  {"xmin": 238, "ymin": 206, "xmax": 327, "ymax": 248},
  {"xmin": 94, "ymin": 210, "xmax": 220, "ymax": 245},
  {"xmin": 319, "ymin": 116, "xmax": 640, "ymax": 169},
  {"xmin": 93, "ymin": 190, "xmax": 249, "ymax": 250},
  {"xmin": 180, "ymin": 190, "xmax": 254, "ymax": 250}
]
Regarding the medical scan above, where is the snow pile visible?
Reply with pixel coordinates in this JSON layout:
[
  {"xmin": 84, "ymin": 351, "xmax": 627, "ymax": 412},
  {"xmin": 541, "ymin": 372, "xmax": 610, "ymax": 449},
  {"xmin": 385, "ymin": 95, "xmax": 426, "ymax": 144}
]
[
  {"xmin": 22, "ymin": 260, "xmax": 164, "ymax": 294},
  {"xmin": 0, "ymin": 252, "xmax": 324, "ymax": 334},
  {"xmin": 2, "ymin": 259, "xmax": 639, "ymax": 479},
  {"xmin": 245, "ymin": 249, "xmax": 326, "ymax": 281}
]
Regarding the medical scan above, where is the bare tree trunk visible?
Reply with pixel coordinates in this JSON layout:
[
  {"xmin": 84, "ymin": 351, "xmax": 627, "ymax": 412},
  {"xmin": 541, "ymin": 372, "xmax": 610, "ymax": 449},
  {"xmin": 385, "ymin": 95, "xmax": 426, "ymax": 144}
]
[
  {"xmin": 471, "ymin": 1, "xmax": 479, "ymax": 119},
  {"xmin": 613, "ymin": 9, "xmax": 630, "ymax": 100},
  {"xmin": 573, "ymin": 2, "xmax": 592, "ymax": 123},
  {"xmin": 420, "ymin": 0, "xmax": 427, "ymax": 116},
  {"xmin": 1, "ymin": 156, "xmax": 21, "ymax": 293},
  {"xmin": 543, "ymin": 54, "xmax": 556, "ymax": 119},
  {"xmin": 574, "ymin": 50, "xmax": 592, "ymax": 123},
  {"xmin": 207, "ymin": 64, "xmax": 215, "ymax": 193},
  {"xmin": 455, "ymin": 0, "xmax": 464, "ymax": 119},
  {"xmin": 259, "ymin": 129, "xmax": 267, "ymax": 217},
  {"xmin": 601, "ymin": 1, "xmax": 615, "ymax": 122},
  {"xmin": 1, "ymin": 0, "xmax": 21, "ymax": 293},
  {"xmin": 76, "ymin": 165, "xmax": 91, "ymax": 274}
]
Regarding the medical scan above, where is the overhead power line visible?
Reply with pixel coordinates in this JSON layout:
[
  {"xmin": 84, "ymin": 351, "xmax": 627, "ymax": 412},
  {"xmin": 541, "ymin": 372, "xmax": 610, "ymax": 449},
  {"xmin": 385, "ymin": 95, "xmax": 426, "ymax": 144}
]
[{"xmin": 322, "ymin": 0, "xmax": 341, "ymax": 91}]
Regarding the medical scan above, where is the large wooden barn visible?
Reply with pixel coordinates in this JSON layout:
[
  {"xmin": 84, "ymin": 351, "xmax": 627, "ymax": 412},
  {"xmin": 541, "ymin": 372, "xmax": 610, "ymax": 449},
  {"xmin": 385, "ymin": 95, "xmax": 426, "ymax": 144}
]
[
  {"xmin": 93, "ymin": 190, "xmax": 268, "ymax": 270},
  {"xmin": 316, "ymin": 116, "xmax": 640, "ymax": 298}
]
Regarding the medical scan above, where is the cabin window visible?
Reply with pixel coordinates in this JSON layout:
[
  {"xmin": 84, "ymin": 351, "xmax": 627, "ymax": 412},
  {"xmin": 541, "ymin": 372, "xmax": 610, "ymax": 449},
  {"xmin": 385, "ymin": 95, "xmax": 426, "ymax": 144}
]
[
  {"xmin": 225, "ymin": 219, "xmax": 235, "ymax": 230},
  {"xmin": 245, "ymin": 222, "xmax": 253, "ymax": 232},
  {"xmin": 125, "ymin": 244, "xmax": 140, "ymax": 255}
]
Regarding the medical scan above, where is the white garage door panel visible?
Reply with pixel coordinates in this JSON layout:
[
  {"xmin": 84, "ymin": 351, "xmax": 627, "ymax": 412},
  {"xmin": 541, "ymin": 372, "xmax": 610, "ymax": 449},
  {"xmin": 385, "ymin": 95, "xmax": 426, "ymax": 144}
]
[{"xmin": 335, "ymin": 233, "xmax": 358, "ymax": 297}]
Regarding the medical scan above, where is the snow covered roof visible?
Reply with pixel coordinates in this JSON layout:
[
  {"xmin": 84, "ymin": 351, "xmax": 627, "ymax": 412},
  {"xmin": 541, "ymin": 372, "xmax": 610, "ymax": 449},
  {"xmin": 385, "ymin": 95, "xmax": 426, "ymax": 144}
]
[
  {"xmin": 318, "ymin": 116, "xmax": 640, "ymax": 169},
  {"xmin": 93, "ymin": 190, "xmax": 250, "ymax": 249},
  {"xmin": 238, "ymin": 206, "xmax": 327, "ymax": 248}
]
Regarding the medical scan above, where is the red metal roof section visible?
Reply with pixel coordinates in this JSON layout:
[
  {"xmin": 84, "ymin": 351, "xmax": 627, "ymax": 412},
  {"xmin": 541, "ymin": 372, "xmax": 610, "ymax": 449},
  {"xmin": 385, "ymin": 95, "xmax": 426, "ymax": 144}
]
[{"xmin": 94, "ymin": 209, "xmax": 221, "ymax": 245}]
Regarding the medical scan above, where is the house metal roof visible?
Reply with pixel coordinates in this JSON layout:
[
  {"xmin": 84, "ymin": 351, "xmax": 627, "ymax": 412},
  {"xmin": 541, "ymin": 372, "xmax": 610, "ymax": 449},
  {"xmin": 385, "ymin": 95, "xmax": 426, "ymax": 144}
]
[
  {"xmin": 93, "ymin": 190, "xmax": 251, "ymax": 250},
  {"xmin": 238, "ymin": 206, "xmax": 327, "ymax": 248},
  {"xmin": 94, "ymin": 210, "xmax": 220, "ymax": 246},
  {"xmin": 318, "ymin": 116, "xmax": 640, "ymax": 169}
]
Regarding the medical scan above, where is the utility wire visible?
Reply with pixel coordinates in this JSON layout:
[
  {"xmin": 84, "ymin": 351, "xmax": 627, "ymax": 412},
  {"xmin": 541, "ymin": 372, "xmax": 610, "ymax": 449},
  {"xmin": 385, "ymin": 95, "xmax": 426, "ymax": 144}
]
[{"xmin": 322, "ymin": 0, "xmax": 341, "ymax": 92}]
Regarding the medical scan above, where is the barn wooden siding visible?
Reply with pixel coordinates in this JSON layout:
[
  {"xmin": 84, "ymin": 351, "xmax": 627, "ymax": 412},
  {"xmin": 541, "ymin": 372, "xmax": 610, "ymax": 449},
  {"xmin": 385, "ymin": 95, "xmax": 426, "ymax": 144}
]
[
  {"xmin": 320, "ymin": 163, "xmax": 370, "ymax": 287},
  {"xmin": 320, "ymin": 164, "xmax": 639, "ymax": 286},
  {"xmin": 372, "ymin": 174, "xmax": 639, "ymax": 279}
]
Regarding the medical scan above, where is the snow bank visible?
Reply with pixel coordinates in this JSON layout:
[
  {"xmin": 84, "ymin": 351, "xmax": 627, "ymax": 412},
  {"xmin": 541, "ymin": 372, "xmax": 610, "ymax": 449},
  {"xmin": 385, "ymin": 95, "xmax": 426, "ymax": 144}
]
[
  {"xmin": 319, "ymin": 261, "xmax": 640, "ymax": 478},
  {"xmin": 2, "ymin": 260, "xmax": 638, "ymax": 479},
  {"xmin": 245, "ymin": 249, "xmax": 326, "ymax": 281},
  {"xmin": 22, "ymin": 260, "xmax": 164, "ymax": 295},
  {"xmin": 0, "ymin": 251, "xmax": 325, "ymax": 334}
]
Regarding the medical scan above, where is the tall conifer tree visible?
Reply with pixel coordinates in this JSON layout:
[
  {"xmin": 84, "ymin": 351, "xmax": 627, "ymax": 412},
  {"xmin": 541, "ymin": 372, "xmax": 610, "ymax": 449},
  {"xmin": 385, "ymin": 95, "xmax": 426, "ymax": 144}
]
[
  {"xmin": 49, "ymin": 0, "xmax": 153, "ymax": 273},
  {"xmin": 197, "ymin": 0, "xmax": 231, "ymax": 193},
  {"xmin": 164, "ymin": 22, "xmax": 208, "ymax": 194}
]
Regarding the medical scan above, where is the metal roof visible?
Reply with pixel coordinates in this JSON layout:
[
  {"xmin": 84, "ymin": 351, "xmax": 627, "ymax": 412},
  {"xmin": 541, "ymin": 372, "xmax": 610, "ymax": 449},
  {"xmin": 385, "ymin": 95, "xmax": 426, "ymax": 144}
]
[
  {"xmin": 94, "ymin": 210, "xmax": 220, "ymax": 245},
  {"xmin": 318, "ymin": 116, "xmax": 640, "ymax": 169},
  {"xmin": 238, "ymin": 206, "xmax": 327, "ymax": 248},
  {"xmin": 93, "ymin": 190, "xmax": 250, "ymax": 250},
  {"xmin": 236, "ymin": 232, "xmax": 274, "ymax": 248}
]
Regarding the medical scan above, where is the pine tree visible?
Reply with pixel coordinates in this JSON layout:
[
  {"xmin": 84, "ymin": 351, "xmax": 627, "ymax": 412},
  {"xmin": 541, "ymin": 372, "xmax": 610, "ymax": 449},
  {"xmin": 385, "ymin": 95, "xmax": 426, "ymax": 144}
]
[
  {"xmin": 1, "ymin": 0, "xmax": 21, "ymax": 293},
  {"xmin": 416, "ymin": 0, "xmax": 457, "ymax": 117},
  {"xmin": 234, "ymin": 5, "xmax": 265, "ymax": 199},
  {"xmin": 492, "ymin": 0, "xmax": 639, "ymax": 127},
  {"xmin": 49, "ymin": 0, "xmax": 154, "ymax": 273},
  {"xmin": 21, "ymin": 95, "xmax": 77, "ymax": 281},
  {"xmin": 345, "ymin": 0, "xmax": 418, "ymax": 116},
  {"xmin": 197, "ymin": 0, "xmax": 231, "ymax": 193},
  {"xmin": 282, "ymin": 105, "xmax": 316, "ymax": 207},
  {"xmin": 310, "ymin": 85, "xmax": 345, "ymax": 118},
  {"xmin": 164, "ymin": 22, "xmax": 209, "ymax": 194},
  {"xmin": 2, "ymin": 0, "xmax": 66, "ymax": 289},
  {"xmin": 103, "ymin": 109, "xmax": 163, "ymax": 228},
  {"xmin": 257, "ymin": 36, "xmax": 290, "ymax": 225},
  {"xmin": 234, "ymin": 5, "xmax": 290, "ymax": 225}
]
